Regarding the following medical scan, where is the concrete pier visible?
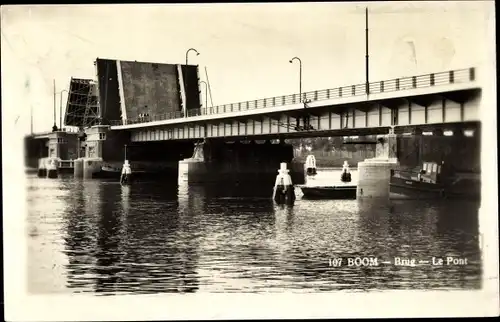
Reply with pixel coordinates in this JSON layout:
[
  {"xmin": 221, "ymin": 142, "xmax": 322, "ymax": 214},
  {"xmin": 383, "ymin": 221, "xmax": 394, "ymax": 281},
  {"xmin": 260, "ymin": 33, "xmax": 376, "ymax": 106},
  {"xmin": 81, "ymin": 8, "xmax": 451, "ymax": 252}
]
[
  {"xmin": 357, "ymin": 133, "xmax": 399, "ymax": 198},
  {"xmin": 36, "ymin": 157, "xmax": 62, "ymax": 178},
  {"xmin": 73, "ymin": 158, "xmax": 84, "ymax": 178},
  {"xmin": 37, "ymin": 158, "xmax": 47, "ymax": 177},
  {"xmin": 46, "ymin": 158, "xmax": 60, "ymax": 178},
  {"xmin": 357, "ymin": 158, "xmax": 399, "ymax": 198},
  {"xmin": 83, "ymin": 158, "xmax": 104, "ymax": 179}
]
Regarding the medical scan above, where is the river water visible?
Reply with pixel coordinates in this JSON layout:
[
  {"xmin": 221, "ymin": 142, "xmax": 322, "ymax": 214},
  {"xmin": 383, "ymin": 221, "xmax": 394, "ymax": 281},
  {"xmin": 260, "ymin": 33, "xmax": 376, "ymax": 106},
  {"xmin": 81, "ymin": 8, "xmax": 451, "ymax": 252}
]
[{"xmin": 26, "ymin": 169, "xmax": 481, "ymax": 294}]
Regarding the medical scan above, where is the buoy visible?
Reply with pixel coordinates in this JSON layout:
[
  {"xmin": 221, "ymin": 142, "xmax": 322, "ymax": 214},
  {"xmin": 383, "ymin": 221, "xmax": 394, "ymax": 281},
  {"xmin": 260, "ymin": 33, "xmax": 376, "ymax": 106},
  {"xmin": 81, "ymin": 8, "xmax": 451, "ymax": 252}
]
[
  {"xmin": 305, "ymin": 154, "xmax": 317, "ymax": 175},
  {"xmin": 46, "ymin": 158, "xmax": 59, "ymax": 179},
  {"xmin": 120, "ymin": 160, "xmax": 132, "ymax": 185},
  {"xmin": 341, "ymin": 160, "xmax": 352, "ymax": 182},
  {"xmin": 273, "ymin": 162, "xmax": 296, "ymax": 205},
  {"xmin": 37, "ymin": 158, "xmax": 47, "ymax": 178}
]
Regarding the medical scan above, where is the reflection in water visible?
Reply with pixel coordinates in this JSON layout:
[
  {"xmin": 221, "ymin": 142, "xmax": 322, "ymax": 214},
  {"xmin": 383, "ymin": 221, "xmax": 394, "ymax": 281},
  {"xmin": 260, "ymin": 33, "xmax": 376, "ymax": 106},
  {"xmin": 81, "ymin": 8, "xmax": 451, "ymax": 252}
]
[
  {"xmin": 93, "ymin": 183, "xmax": 126, "ymax": 293},
  {"xmin": 355, "ymin": 199, "xmax": 481, "ymax": 290},
  {"xmin": 63, "ymin": 181, "xmax": 98, "ymax": 291},
  {"xmin": 27, "ymin": 178, "xmax": 72, "ymax": 293},
  {"xmin": 26, "ymin": 169, "xmax": 482, "ymax": 294}
]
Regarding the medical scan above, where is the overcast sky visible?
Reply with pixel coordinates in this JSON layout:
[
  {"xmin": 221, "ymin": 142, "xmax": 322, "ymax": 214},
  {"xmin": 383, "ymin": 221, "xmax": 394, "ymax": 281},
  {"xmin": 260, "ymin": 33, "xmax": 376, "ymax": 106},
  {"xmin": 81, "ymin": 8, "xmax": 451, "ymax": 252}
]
[{"xmin": 1, "ymin": 1, "xmax": 494, "ymax": 135}]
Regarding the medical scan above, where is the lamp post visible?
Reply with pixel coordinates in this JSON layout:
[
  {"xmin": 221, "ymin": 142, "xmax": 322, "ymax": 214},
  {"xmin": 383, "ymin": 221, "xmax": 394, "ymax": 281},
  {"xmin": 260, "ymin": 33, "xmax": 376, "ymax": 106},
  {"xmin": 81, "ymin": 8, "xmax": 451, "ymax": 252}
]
[
  {"xmin": 185, "ymin": 48, "xmax": 200, "ymax": 65},
  {"xmin": 365, "ymin": 7, "xmax": 370, "ymax": 95},
  {"xmin": 52, "ymin": 79, "xmax": 57, "ymax": 131},
  {"xmin": 289, "ymin": 57, "xmax": 302, "ymax": 102},
  {"xmin": 200, "ymin": 81, "xmax": 208, "ymax": 108},
  {"xmin": 59, "ymin": 89, "xmax": 68, "ymax": 130}
]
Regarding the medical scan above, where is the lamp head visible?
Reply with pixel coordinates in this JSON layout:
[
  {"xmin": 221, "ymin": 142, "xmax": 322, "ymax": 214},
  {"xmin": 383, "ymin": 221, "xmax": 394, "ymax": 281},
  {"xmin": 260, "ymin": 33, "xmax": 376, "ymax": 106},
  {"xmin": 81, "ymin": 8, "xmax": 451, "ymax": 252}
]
[{"xmin": 289, "ymin": 60, "xmax": 293, "ymax": 63}]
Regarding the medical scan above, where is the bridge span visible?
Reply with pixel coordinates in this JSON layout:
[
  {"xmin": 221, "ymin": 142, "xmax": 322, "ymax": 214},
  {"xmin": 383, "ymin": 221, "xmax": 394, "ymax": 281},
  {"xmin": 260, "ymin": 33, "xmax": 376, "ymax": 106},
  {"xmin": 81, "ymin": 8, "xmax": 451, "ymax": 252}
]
[
  {"xmin": 109, "ymin": 68, "xmax": 480, "ymax": 142},
  {"xmin": 26, "ymin": 66, "xmax": 482, "ymax": 200}
]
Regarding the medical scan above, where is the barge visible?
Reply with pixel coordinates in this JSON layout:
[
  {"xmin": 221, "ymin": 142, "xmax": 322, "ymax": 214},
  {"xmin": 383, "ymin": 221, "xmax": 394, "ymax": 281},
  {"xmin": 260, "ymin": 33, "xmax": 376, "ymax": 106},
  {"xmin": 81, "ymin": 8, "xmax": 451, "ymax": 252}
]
[{"xmin": 389, "ymin": 161, "xmax": 480, "ymax": 200}]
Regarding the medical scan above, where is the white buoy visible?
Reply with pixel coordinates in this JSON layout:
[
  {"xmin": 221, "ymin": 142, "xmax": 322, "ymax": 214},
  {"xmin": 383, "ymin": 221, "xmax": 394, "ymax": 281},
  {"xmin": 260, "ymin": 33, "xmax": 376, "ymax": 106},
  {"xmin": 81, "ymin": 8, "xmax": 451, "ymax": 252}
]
[
  {"xmin": 305, "ymin": 154, "xmax": 317, "ymax": 175},
  {"xmin": 341, "ymin": 160, "xmax": 352, "ymax": 182},
  {"xmin": 273, "ymin": 162, "xmax": 295, "ymax": 205},
  {"xmin": 46, "ymin": 158, "xmax": 59, "ymax": 179},
  {"xmin": 120, "ymin": 160, "xmax": 132, "ymax": 184},
  {"xmin": 37, "ymin": 158, "xmax": 47, "ymax": 178}
]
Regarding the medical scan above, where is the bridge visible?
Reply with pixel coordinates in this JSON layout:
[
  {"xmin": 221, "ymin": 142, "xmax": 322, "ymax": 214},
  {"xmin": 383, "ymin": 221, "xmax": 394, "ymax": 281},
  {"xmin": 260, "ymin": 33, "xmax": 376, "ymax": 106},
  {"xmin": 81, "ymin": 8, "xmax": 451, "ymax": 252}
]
[
  {"xmin": 109, "ymin": 67, "xmax": 479, "ymax": 142},
  {"xmin": 26, "ymin": 64, "xmax": 482, "ymax": 199}
]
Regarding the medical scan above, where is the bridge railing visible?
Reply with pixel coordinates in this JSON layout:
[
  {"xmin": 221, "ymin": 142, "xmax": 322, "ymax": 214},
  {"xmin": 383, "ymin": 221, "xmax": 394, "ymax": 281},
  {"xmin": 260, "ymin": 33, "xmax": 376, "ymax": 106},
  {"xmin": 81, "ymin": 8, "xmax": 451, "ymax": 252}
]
[{"xmin": 110, "ymin": 67, "xmax": 475, "ymax": 126}]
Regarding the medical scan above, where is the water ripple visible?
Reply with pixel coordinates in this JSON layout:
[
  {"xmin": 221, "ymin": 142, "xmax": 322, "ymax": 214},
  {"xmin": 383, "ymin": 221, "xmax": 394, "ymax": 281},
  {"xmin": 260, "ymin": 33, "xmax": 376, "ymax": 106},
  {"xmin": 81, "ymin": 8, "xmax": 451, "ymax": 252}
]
[{"xmin": 26, "ymin": 170, "xmax": 481, "ymax": 294}]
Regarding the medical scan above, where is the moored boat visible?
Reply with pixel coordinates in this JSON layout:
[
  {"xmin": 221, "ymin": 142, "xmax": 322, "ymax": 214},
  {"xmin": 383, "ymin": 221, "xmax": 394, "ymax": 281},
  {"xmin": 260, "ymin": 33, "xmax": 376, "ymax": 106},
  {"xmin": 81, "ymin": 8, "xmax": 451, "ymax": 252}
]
[
  {"xmin": 91, "ymin": 163, "xmax": 121, "ymax": 179},
  {"xmin": 389, "ymin": 161, "xmax": 480, "ymax": 200},
  {"xmin": 300, "ymin": 184, "xmax": 357, "ymax": 199}
]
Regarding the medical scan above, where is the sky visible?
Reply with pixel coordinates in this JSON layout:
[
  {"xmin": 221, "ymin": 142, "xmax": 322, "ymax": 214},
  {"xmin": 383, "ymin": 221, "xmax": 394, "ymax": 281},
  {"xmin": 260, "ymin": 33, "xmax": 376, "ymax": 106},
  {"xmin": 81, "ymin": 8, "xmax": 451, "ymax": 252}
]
[{"xmin": 1, "ymin": 1, "xmax": 495, "ymax": 135}]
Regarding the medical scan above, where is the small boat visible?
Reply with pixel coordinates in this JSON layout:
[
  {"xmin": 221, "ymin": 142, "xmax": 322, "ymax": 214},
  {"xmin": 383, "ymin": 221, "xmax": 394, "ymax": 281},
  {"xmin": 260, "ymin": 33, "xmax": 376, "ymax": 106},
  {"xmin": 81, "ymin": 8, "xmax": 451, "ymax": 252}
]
[
  {"xmin": 299, "ymin": 160, "xmax": 357, "ymax": 199},
  {"xmin": 300, "ymin": 184, "xmax": 357, "ymax": 199},
  {"xmin": 92, "ymin": 164, "xmax": 121, "ymax": 179},
  {"xmin": 102, "ymin": 164, "xmax": 118, "ymax": 172}
]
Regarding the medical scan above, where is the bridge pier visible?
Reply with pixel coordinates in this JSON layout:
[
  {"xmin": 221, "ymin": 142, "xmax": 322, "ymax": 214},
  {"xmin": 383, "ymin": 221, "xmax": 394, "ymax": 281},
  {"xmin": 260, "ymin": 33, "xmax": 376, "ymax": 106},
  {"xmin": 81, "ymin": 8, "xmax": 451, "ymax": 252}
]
[
  {"xmin": 78, "ymin": 125, "xmax": 109, "ymax": 178},
  {"xmin": 33, "ymin": 131, "xmax": 79, "ymax": 178},
  {"xmin": 179, "ymin": 139, "xmax": 305, "ymax": 185},
  {"xmin": 47, "ymin": 131, "xmax": 79, "ymax": 160},
  {"xmin": 357, "ymin": 132, "xmax": 399, "ymax": 198}
]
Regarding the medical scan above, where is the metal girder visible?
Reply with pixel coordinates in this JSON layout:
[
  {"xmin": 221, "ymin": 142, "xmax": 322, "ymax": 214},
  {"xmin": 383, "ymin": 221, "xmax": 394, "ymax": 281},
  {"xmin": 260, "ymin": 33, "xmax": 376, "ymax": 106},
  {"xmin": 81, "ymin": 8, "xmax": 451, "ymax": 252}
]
[
  {"xmin": 267, "ymin": 113, "xmax": 282, "ymax": 122},
  {"xmin": 392, "ymin": 121, "xmax": 479, "ymax": 135},
  {"xmin": 274, "ymin": 120, "xmax": 299, "ymax": 132},
  {"xmin": 407, "ymin": 94, "xmax": 439, "ymax": 107},
  {"xmin": 437, "ymin": 91, "xmax": 470, "ymax": 104},
  {"xmin": 305, "ymin": 109, "xmax": 323, "ymax": 117},
  {"xmin": 378, "ymin": 97, "xmax": 408, "ymax": 110},
  {"xmin": 327, "ymin": 103, "xmax": 351, "ymax": 115},
  {"xmin": 65, "ymin": 78, "xmax": 100, "ymax": 128},
  {"xmin": 352, "ymin": 101, "xmax": 373, "ymax": 113},
  {"xmin": 276, "ymin": 110, "xmax": 302, "ymax": 119},
  {"xmin": 247, "ymin": 114, "xmax": 265, "ymax": 122}
]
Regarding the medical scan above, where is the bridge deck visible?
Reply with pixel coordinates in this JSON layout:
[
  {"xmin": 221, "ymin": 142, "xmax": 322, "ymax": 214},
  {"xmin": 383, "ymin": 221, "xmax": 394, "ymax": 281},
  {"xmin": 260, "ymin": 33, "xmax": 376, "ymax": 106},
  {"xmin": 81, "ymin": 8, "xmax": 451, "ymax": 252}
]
[{"xmin": 110, "ymin": 68, "xmax": 478, "ymax": 130}]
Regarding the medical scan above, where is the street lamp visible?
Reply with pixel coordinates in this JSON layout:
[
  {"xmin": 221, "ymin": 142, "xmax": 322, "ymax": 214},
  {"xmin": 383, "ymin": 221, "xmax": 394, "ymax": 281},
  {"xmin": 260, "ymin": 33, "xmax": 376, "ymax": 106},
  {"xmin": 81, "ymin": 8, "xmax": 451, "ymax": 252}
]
[
  {"xmin": 186, "ymin": 48, "xmax": 200, "ymax": 65},
  {"xmin": 59, "ymin": 89, "xmax": 68, "ymax": 130},
  {"xmin": 289, "ymin": 57, "xmax": 302, "ymax": 102},
  {"xmin": 52, "ymin": 79, "xmax": 57, "ymax": 132},
  {"xmin": 200, "ymin": 81, "xmax": 208, "ymax": 108}
]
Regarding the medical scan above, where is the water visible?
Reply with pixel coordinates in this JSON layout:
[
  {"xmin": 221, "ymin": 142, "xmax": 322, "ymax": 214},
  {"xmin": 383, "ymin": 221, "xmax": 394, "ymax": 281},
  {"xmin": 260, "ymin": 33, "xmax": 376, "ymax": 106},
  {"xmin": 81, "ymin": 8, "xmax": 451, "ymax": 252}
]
[{"xmin": 26, "ymin": 169, "xmax": 481, "ymax": 295}]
